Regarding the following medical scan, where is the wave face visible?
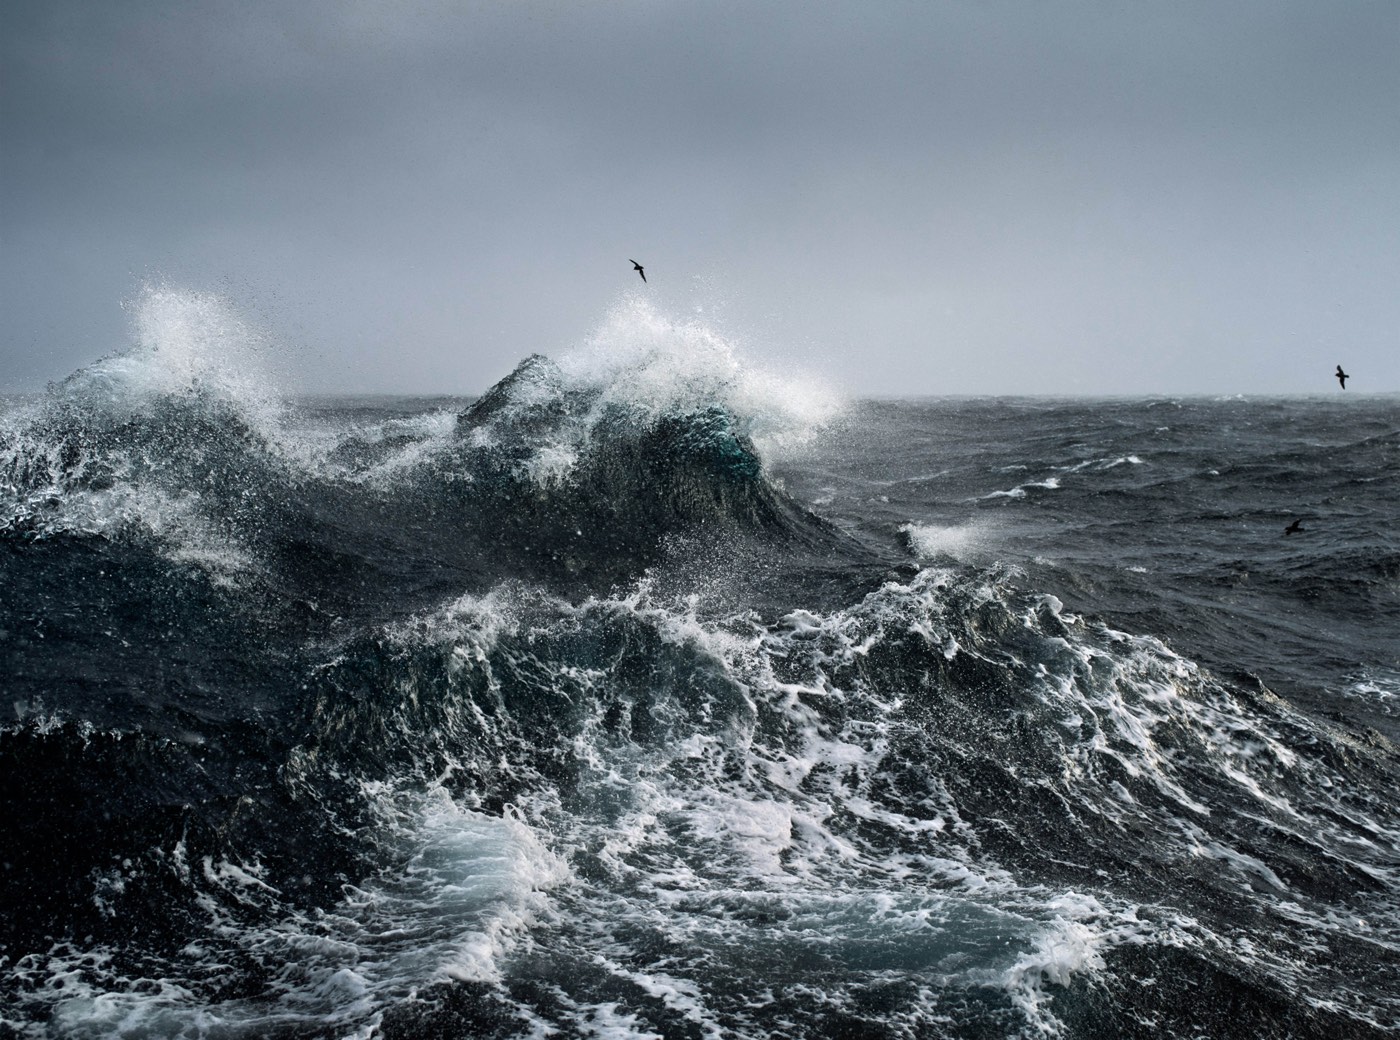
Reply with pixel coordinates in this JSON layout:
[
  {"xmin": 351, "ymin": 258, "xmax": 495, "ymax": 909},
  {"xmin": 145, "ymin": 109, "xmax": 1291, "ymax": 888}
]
[{"xmin": 3, "ymin": 291, "xmax": 1399, "ymax": 1039}]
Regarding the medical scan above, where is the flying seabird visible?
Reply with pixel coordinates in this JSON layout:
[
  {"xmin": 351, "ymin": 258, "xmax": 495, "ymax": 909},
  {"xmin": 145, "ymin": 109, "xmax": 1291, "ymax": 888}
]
[
  {"xmin": 1284, "ymin": 518, "xmax": 1305, "ymax": 536},
  {"xmin": 630, "ymin": 259, "xmax": 646, "ymax": 283},
  {"xmin": 1336, "ymin": 365, "xmax": 1349, "ymax": 389}
]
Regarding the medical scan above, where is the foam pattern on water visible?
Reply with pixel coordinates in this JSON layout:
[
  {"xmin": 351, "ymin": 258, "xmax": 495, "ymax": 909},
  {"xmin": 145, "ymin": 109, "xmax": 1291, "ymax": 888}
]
[
  {"xmin": 18, "ymin": 564, "xmax": 1376, "ymax": 1037},
  {"xmin": 557, "ymin": 297, "xmax": 844, "ymax": 461}
]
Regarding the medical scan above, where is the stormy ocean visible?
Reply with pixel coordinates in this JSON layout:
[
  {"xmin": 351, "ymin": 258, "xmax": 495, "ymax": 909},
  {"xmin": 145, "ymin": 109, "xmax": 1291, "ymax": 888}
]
[{"xmin": 2, "ymin": 289, "xmax": 1397, "ymax": 1039}]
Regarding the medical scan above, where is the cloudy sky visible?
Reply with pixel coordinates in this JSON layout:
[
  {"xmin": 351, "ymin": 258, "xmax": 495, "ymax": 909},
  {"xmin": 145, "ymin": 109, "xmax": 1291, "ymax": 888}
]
[{"xmin": 3, "ymin": 0, "xmax": 1396, "ymax": 396}]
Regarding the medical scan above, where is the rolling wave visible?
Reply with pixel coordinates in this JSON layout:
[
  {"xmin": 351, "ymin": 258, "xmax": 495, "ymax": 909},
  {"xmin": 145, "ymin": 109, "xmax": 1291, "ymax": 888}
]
[{"xmin": 2, "ymin": 290, "xmax": 1397, "ymax": 1038}]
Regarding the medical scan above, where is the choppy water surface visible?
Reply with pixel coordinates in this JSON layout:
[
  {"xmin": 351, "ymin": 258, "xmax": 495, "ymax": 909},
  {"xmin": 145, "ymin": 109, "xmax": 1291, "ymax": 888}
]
[{"xmin": 2, "ymin": 290, "xmax": 1397, "ymax": 1038}]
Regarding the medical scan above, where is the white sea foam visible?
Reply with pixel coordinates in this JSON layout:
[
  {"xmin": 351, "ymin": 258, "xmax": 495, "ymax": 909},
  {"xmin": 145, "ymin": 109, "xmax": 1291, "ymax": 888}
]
[
  {"xmin": 981, "ymin": 476, "xmax": 1061, "ymax": 500},
  {"xmin": 0, "ymin": 287, "xmax": 300, "ymax": 578},
  {"xmin": 479, "ymin": 576, "xmax": 1150, "ymax": 1035},
  {"xmin": 901, "ymin": 520, "xmax": 995, "ymax": 561},
  {"xmin": 516, "ymin": 441, "xmax": 580, "ymax": 486},
  {"xmin": 556, "ymin": 297, "xmax": 844, "ymax": 460},
  {"xmin": 30, "ymin": 783, "xmax": 568, "ymax": 1039},
  {"xmin": 17, "ymin": 548, "xmax": 1398, "ymax": 1036},
  {"xmin": 1344, "ymin": 670, "xmax": 1400, "ymax": 716},
  {"xmin": 71, "ymin": 285, "xmax": 288, "ymax": 437},
  {"xmin": 0, "ymin": 446, "xmax": 261, "ymax": 582},
  {"xmin": 1056, "ymin": 454, "xmax": 1146, "ymax": 474},
  {"xmin": 316, "ymin": 408, "xmax": 462, "ymax": 485},
  {"xmin": 344, "ymin": 787, "xmax": 570, "ymax": 986}
]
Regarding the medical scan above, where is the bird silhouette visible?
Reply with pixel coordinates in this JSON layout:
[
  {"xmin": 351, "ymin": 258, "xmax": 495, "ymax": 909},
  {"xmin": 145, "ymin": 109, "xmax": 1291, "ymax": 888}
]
[
  {"xmin": 630, "ymin": 259, "xmax": 646, "ymax": 283},
  {"xmin": 1284, "ymin": 518, "xmax": 1305, "ymax": 536},
  {"xmin": 1336, "ymin": 365, "xmax": 1349, "ymax": 389}
]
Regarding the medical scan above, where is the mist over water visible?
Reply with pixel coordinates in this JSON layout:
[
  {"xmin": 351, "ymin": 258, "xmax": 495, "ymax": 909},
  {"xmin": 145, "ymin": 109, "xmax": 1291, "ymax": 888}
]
[{"xmin": 2, "ymin": 289, "xmax": 1398, "ymax": 1038}]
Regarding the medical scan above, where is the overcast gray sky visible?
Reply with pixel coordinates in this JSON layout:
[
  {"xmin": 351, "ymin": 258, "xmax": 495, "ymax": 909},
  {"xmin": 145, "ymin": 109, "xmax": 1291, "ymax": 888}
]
[{"xmin": 3, "ymin": 0, "xmax": 1397, "ymax": 396}]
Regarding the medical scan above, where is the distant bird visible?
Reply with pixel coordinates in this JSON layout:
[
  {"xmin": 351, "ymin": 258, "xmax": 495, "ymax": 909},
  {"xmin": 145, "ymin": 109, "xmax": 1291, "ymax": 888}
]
[
  {"xmin": 1284, "ymin": 518, "xmax": 1305, "ymax": 536},
  {"xmin": 1336, "ymin": 365, "xmax": 1349, "ymax": 389},
  {"xmin": 630, "ymin": 259, "xmax": 646, "ymax": 283}
]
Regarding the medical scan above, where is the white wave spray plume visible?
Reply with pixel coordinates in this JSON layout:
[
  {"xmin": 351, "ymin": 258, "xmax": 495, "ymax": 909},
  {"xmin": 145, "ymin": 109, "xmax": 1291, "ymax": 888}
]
[{"xmin": 556, "ymin": 296, "xmax": 845, "ymax": 460}]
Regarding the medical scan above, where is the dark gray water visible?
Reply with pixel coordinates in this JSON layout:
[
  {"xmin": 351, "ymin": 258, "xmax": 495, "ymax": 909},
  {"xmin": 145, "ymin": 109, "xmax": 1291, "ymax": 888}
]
[
  {"xmin": 2, "ymin": 297, "xmax": 1397, "ymax": 1038},
  {"xmin": 784, "ymin": 396, "xmax": 1400, "ymax": 740}
]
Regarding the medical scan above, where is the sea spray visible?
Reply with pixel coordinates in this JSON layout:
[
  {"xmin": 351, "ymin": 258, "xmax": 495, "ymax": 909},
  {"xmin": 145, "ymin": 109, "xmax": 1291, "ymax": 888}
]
[{"xmin": 3, "ymin": 296, "xmax": 1398, "ymax": 1039}]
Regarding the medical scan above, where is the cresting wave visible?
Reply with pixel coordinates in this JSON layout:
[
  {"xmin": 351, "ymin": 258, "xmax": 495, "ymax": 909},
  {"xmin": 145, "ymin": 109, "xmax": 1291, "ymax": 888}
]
[
  {"xmin": 2, "ymin": 291, "xmax": 847, "ymax": 597},
  {"xmin": 2, "ymin": 289, "xmax": 1398, "ymax": 1038}
]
